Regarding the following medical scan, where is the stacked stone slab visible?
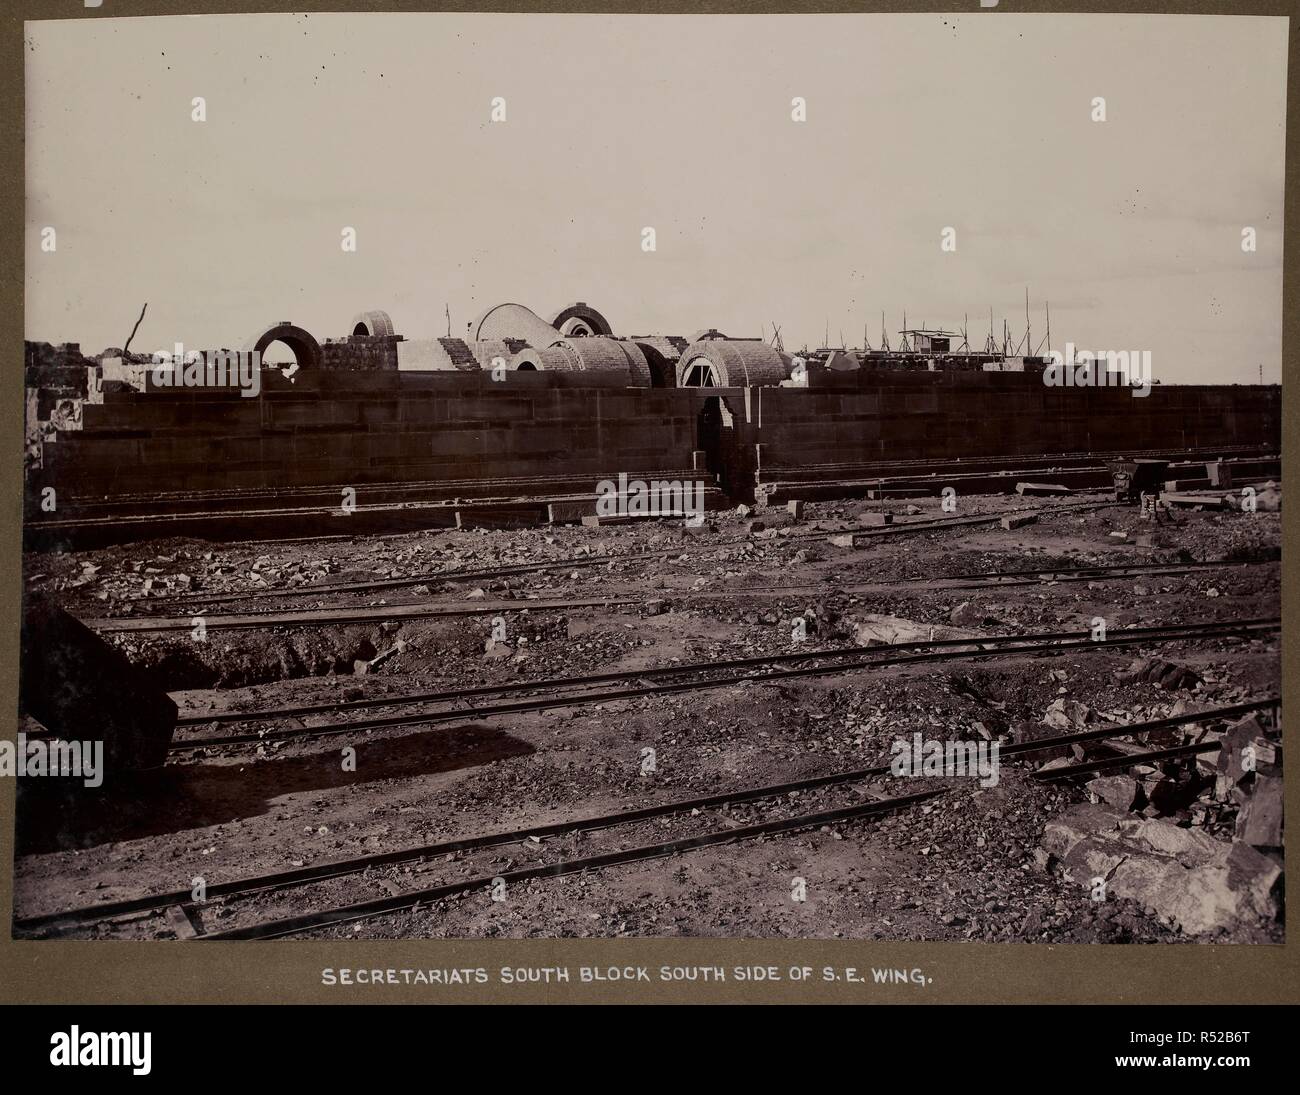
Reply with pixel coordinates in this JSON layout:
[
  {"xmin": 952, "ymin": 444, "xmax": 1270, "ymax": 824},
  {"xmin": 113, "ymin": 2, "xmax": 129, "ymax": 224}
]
[
  {"xmin": 24, "ymin": 342, "xmax": 97, "ymax": 473},
  {"xmin": 437, "ymin": 337, "xmax": 480, "ymax": 369},
  {"xmin": 396, "ymin": 337, "xmax": 481, "ymax": 371},
  {"xmin": 25, "ymin": 342, "xmax": 94, "ymax": 389},
  {"xmin": 22, "ymin": 325, "xmax": 1282, "ymax": 533},
  {"xmin": 321, "ymin": 334, "xmax": 402, "ymax": 371}
]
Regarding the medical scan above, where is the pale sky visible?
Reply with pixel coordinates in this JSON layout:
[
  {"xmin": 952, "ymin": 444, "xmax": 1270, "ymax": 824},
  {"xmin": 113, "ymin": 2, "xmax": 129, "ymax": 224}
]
[{"xmin": 25, "ymin": 12, "xmax": 1288, "ymax": 382}]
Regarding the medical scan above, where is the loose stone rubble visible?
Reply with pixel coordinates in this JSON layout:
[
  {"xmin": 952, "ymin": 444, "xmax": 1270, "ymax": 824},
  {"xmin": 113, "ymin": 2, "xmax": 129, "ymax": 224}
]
[{"xmin": 12, "ymin": 493, "xmax": 1283, "ymax": 943}]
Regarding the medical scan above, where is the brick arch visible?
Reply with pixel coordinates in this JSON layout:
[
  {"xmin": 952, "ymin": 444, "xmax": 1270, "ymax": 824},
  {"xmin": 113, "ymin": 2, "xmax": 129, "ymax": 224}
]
[
  {"xmin": 509, "ymin": 346, "xmax": 578, "ymax": 372},
  {"xmin": 550, "ymin": 302, "xmax": 614, "ymax": 338},
  {"xmin": 509, "ymin": 338, "xmax": 651, "ymax": 386},
  {"xmin": 350, "ymin": 309, "xmax": 396, "ymax": 338},
  {"xmin": 630, "ymin": 336, "xmax": 688, "ymax": 388},
  {"xmin": 676, "ymin": 339, "xmax": 788, "ymax": 387},
  {"xmin": 244, "ymin": 322, "xmax": 323, "ymax": 370}
]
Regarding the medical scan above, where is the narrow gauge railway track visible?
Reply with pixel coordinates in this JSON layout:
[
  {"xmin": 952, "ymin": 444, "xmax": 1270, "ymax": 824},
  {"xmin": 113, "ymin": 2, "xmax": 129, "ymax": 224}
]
[
  {"xmin": 170, "ymin": 617, "xmax": 1280, "ymax": 750},
  {"xmin": 20, "ymin": 700, "xmax": 1276, "ymax": 940},
  {"xmin": 134, "ymin": 500, "xmax": 1118, "ymax": 612},
  {"xmin": 90, "ymin": 557, "xmax": 1267, "ymax": 633},
  {"xmin": 175, "ymin": 613, "xmax": 1279, "ymax": 728},
  {"xmin": 899, "ymin": 557, "xmax": 1272, "ymax": 587},
  {"xmin": 910, "ymin": 556, "xmax": 1274, "ymax": 584}
]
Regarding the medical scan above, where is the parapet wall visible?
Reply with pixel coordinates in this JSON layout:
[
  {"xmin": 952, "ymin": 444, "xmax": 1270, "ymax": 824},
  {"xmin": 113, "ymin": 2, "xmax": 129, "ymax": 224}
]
[
  {"xmin": 25, "ymin": 364, "xmax": 1281, "ymax": 516},
  {"xmin": 749, "ymin": 370, "xmax": 1281, "ymax": 468},
  {"xmin": 32, "ymin": 370, "xmax": 706, "ymax": 501}
]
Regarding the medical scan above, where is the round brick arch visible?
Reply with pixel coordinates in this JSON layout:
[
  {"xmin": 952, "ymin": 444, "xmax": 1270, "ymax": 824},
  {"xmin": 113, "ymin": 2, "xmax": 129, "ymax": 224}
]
[
  {"xmin": 676, "ymin": 339, "xmax": 789, "ymax": 387},
  {"xmin": 509, "ymin": 346, "xmax": 578, "ymax": 372},
  {"xmin": 350, "ymin": 309, "xmax": 396, "ymax": 338},
  {"xmin": 631, "ymin": 337, "xmax": 687, "ymax": 388},
  {"xmin": 552, "ymin": 337, "xmax": 651, "ymax": 385},
  {"xmin": 550, "ymin": 302, "xmax": 614, "ymax": 338},
  {"xmin": 245, "ymin": 322, "xmax": 323, "ymax": 370},
  {"xmin": 509, "ymin": 338, "xmax": 651, "ymax": 386}
]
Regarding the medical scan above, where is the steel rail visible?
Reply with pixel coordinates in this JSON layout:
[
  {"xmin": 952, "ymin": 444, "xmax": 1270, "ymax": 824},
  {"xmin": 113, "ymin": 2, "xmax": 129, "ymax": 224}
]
[
  {"xmin": 99, "ymin": 558, "xmax": 1268, "ymax": 633},
  {"xmin": 13, "ymin": 770, "xmax": 925, "ymax": 931},
  {"xmin": 204, "ymin": 702, "xmax": 1279, "ymax": 940},
  {"xmin": 198, "ymin": 789, "xmax": 952, "ymax": 940},
  {"xmin": 1032, "ymin": 741, "xmax": 1226, "ymax": 781},
  {"xmin": 138, "ymin": 500, "xmax": 1116, "ymax": 611},
  {"xmin": 171, "ymin": 619, "xmax": 1280, "ymax": 749},
  {"xmin": 173, "ymin": 617, "xmax": 1280, "ymax": 729},
  {"xmin": 203, "ymin": 702, "xmax": 1278, "ymax": 941},
  {"xmin": 20, "ymin": 698, "xmax": 1275, "ymax": 935},
  {"xmin": 998, "ymin": 698, "xmax": 1279, "ymax": 761}
]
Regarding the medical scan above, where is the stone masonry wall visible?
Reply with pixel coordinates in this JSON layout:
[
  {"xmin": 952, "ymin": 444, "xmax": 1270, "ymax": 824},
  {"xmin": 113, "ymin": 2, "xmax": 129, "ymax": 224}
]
[
  {"xmin": 26, "ymin": 366, "xmax": 1281, "ymax": 510},
  {"xmin": 748, "ymin": 370, "xmax": 1281, "ymax": 468},
  {"xmin": 32, "ymin": 370, "xmax": 701, "ymax": 501},
  {"xmin": 319, "ymin": 334, "xmax": 403, "ymax": 371}
]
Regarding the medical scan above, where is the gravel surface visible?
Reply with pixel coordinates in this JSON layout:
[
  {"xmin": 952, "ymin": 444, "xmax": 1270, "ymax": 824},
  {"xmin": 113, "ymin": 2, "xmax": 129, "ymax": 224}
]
[{"xmin": 14, "ymin": 494, "xmax": 1282, "ymax": 943}]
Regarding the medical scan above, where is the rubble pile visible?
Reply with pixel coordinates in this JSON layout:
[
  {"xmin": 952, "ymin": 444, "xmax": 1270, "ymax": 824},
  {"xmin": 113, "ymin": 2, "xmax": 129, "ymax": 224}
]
[
  {"xmin": 15, "ymin": 492, "xmax": 1283, "ymax": 943},
  {"xmin": 1036, "ymin": 709, "xmax": 1283, "ymax": 938}
]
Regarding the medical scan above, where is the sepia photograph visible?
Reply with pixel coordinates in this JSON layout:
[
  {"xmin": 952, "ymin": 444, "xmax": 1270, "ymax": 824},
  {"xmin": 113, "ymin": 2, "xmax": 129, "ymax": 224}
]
[{"xmin": 10, "ymin": 7, "xmax": 1287, "ymax": 961}]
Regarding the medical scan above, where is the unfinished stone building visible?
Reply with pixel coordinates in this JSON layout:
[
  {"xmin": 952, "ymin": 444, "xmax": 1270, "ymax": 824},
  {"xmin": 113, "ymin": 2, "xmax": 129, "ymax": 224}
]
[{"xmin": 20, "ymin": 299, "xmax": 1283, "ymax": 549}]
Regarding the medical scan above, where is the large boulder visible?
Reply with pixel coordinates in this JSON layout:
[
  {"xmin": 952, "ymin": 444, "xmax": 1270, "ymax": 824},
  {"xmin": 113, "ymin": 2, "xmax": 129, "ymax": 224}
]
[
  {"xmin": 1042, "ymin": 804, "xmax": 1280, "ymax": 936},
  {"xmin": 852, "ymin": 613, "xmax": 980, "ymax": 648},
  {"xmin": 20, "ymin": 594, "xmax": 177, "ymax": 773},
  {"xmin": 1236, "ymin": 774, "xmax": 1283, "ymax": 849}
]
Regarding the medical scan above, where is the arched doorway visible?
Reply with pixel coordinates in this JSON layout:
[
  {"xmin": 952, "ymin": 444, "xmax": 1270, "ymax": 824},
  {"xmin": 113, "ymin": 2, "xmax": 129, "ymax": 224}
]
[
  {"xmin": 244, "ymin": 322, "xmax": 323, "ymax": 372},
  {"xmin": 698, "ymin": 397, "xmax": 723, "ymax": 471},
  {"xmin": 259, "ymin": 339, "xmax": 299, "ymax": 367}
]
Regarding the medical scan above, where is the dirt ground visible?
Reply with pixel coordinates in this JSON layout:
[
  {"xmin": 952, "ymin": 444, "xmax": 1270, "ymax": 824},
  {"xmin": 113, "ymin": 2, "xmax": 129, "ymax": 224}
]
[{"xmin": 13, "ymin": 492, "xmax": 1283, "ymax": 943}]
